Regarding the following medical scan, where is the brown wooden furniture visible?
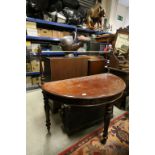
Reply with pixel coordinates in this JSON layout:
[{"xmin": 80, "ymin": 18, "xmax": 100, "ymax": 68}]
[
  {"xmin": 43, "ymin": 57, "xmax": 88, "ymax": 82},
  {"xmin": 107, "ymin": 67, "xmax": 129, "ymax": 109},
  {"xmin": 113, "ymin": 27, "xmax": 129, "ymax": 59},
  {"xmin": 88, "ymin": 57, "xmax": 105, "ymax": 75},
  {"xmin": 42, "ymin": 73, "xmax": 126, "ymax": 144},
  {"xmin": 96, "ymin": 33, "xmax": 115, "ymax": 44},
  {"xmin": 106, "ymin": 27, "xmax": 129, "ymax": 109},
  {"xmin": 42, "ymin": 57, "xmax": 88, "ymax": 113}
]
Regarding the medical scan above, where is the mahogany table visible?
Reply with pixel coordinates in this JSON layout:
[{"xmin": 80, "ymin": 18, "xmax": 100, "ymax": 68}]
[{"xmin": 41, "ymin": 73, "xmax": 126, "ymax": 144}]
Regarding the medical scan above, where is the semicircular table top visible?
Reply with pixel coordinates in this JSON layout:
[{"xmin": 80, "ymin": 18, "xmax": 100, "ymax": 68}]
[{"xmin": 42, "ymin": 73, "xmax": 126, "ymax": 103}]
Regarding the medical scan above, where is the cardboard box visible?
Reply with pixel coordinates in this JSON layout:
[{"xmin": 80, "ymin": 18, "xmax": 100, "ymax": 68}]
[
  {"xmin": 26, "ymin": 22, "xmax": 38, "ymax": 36},
  {"xmin": 37, "ymin": 28, "xmax": 52, "ymax": 37},
  {"xmin": 30, "ymin": 60, "xmax": 40, "ymax": 72},
  {"xmin": 26, "ymin": 77, "xmax": 32, "ymax": 87},
  {"xmin": 32, "ymin": 77, "xmax": 41, "ymax": 85},
  {"xmin": 26, "ymin": 21, "xmax": 37, "ymax": 29},
  {"xmin": 59, "ymin": 31, "xmax": 64, "ymax": 38},
  {"xmin": 26, "ymin": 63, "xmax": 32, "ymax": 72},
  {"xmin": 51, "ymin": 30, "xmax": 65, "ymax": 38},
  {"xmin": 27, "ymin": 28, "xmax": 38, "ymax": 36},
  {"xmin": 52, "ymin": 30, "xmax": 60, "ymax": 38},
  {"xmin": 63, "ymin": 31, "xmax": 70, "ymax": 36}
]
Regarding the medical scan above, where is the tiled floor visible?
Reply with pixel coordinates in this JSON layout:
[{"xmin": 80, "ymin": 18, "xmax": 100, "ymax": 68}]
[{"xmin": 26, "ymin": 89, "xmax": 125, "ymax": 155}]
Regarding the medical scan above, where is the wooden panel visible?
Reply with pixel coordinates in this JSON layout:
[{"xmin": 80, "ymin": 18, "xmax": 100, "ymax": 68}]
[
  {"xmin": 61, "ymin": 105, "xmax": 107, "ymax": 134},
  {"xmin": 49, "ymin": 57, "xmax": 88, "ymax": 81},
  {"xmin": 43, "ymin": 58, "xmax": 51, "ymax": 82},
  {"xmin": 108, "ymin": 67, "xmax": 129, "ymax": 109},
  {"xmin": 109, "ymin": 53, "xmax": 120, "ymax": 68},
  {"xmin": 88, "ymin": 58, "xmax": 105, "ymax": 75}
]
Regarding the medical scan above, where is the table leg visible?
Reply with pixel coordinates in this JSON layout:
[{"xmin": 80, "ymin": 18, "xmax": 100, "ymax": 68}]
[
  {"xmin": 101, "ymin": 105, "xmax": 113, "ymax": 144},
  {"xmin": 42, "ymin": 92, "xmax": 51, "ymax": 134}
]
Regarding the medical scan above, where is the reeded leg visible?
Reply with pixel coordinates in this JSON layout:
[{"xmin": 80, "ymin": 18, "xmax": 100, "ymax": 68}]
[
  {"xmin": 101, "ymin": 105, "xmax": 113, "ymax": 144},
  {"xmin": 43, "ymin": 91, "xmax": 51, "ymax": 134}
]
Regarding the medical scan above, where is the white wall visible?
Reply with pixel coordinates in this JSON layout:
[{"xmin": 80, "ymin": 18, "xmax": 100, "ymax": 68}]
[
  {"xmin": 115, "ymin": 4, "xmax": 129, "ymax": 30},
  {"xmin": 109, "ymin": 0, "xmax": 119, "ymax": 32},
  {"xmin": 102, "ymin": 0, "xmax": 129, "ymax": 33},
  {"xmin": 124, "ymin": 7, "xmax": 129, "ymax": 27}
]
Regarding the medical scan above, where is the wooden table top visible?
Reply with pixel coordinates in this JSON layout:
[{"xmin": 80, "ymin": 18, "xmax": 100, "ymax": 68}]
[{"xmin": 42, "ymin": 73, "xmax": 126, "ymax": 102}]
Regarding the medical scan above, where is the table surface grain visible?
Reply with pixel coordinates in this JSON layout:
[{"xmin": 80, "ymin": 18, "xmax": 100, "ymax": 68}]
[{"xmin": 42, "ymin": 73, "xmax": 126, "ymax": 100}]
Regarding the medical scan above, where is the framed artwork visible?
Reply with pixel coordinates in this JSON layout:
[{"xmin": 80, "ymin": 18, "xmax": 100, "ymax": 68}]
[
  {"xmin": 117, "ymin": 15, "xmax": 123, "ymax": 21},
  {"xmin": 114, "ymin": 27, "xmax": 129, "ymax": 57}
]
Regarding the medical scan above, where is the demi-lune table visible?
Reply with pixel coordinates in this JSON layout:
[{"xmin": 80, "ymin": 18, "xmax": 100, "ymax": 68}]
[{"xmin": 41, "ymin": 73, "xmax": 126, "ymax": 144}]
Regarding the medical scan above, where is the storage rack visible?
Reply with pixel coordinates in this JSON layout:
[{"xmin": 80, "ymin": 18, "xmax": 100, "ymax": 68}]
[{"xmin": 26, "ymin": 17, "xmax": 110, "ymax": 90}]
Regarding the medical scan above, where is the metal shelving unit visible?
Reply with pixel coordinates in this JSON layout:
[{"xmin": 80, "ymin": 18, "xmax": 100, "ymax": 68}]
[
  {"xmin": 27, "ymin": 17, "xmax": 76, "ymax": 30},
  {"xmin": 77, "ymin": 27, "xmax": 97, "ymax": 34},
  {"xmin": 26, "ymin": 36, "xmax": 60, "ymax": 42},
  {"xmin": 26, "ymin": 17, "xmax": 110, "ymax": 90},
  {"xmin": 26, "ymin": 72, "xmax": 40, "ymax": 76},
  {"xmin": 41, "ymin": 52, "xmax": 65, "ymax": 56},
  {"xmin": 26, "ymin": 85, "xmax": 40, "ymax": 91},
  {"xmin": 26, "ymin": 17, "xmax": 110, "ymax": 35},
  {"xmin": 27, "ymin": 51, "xmax": 110, "ymax": 58}
]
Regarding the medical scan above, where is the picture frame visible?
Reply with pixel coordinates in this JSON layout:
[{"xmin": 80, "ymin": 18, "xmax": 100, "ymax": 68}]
[{"xmin": 114, "ymin": 27, "xmax": 129, "ymax": 58}]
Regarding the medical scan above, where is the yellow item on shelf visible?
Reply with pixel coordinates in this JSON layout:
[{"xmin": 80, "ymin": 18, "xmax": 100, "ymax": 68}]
[
  {"xmin": 26, "ymin": 77, "xmax": 32, "ymax": 87},
  {"xmin": 32, "ymin": 77, "xmax": 41, "ymax": 85},
  {"xmin": 30, "ymin": 60, "xmax": 40, "ymax": 72},
  {"xmin": 26, "ymin": 21, "xmax": 37, "ymax": 29},
  {"xmin": 26, "ymin": 41, "xmax": 31, "ymax": 47}
]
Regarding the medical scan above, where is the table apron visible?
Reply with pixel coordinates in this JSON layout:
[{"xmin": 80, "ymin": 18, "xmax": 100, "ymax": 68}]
[{"xmin": 42, "ymin": 90, "xmax": 124, "ymax": 107}]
